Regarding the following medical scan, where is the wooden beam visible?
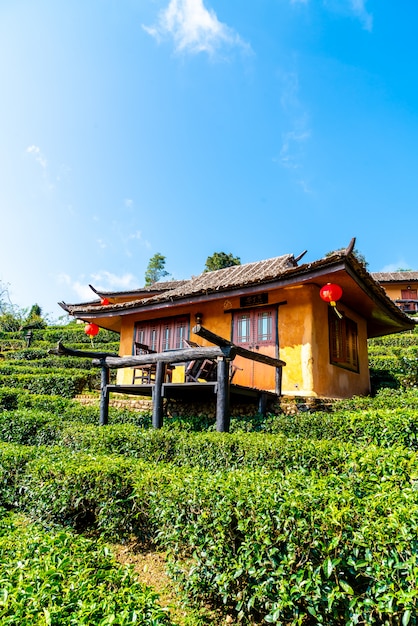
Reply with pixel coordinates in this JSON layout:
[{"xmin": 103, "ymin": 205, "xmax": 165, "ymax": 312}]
[
  {"xmin": 93, "ymin": 345, "xmax": 236, "ymax": 368},
  {"xmin": 49, "ymin": 341, "xmax": 118, "ymax": 360},
  {"xmin": 192, "ymin": 325, "xmax": 286, "ymax": 368}
]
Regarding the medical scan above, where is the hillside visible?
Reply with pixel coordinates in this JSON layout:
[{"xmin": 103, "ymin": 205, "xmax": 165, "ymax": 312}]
[{"xmin": 0, "ymin": 320, "xmax": 418, "ymax": 624}]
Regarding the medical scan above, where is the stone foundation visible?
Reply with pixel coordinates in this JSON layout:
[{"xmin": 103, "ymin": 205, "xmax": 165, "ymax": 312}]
[{"xmin": 76, "ymin": 393, "xmax": 335, "ymax": 416}]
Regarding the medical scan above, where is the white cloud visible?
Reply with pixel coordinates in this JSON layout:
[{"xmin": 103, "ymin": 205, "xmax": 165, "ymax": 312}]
[
  {"xmin": 143, "ymin": 0, "xmax": 250, "ymax": 56},
  {"xmin": 128, "ymin": 230, "xmax": 143, "ymax": 240},
  {"xmin": 349, "ymin": 0, "xmax": 373, "ymax": 31},
  {"xmin": 279, "ymin": 129, "xmax": 311, "ymax": 170},
  {"xmin": 322, "ymin": 0, "xmax": 373, "ymax": 31},
  {"xmin": 125, "ymin": 230, "xmax": 151, "ymax": 250},
  {"xmin": 381, "ymin": 262, "xmax": 411, "ymax": 272},
  {"xmin": 57, "ymin": 271, "xmax": 139, "ymax": 302},
  {"xmin": 25, "ymin": 144, "xmax": 57, "ymax": 192},
  {"xmin": 275, "ymin": 70, "xmax": 311, "ymax": 178},
  {"xmin": 26, "ymin": 145, "xmax": 47, "ymax": 169},
  {"xmin": 57, "ymin": 274, "xmax": 93, "ymax": 302},
  {"xmin": 90, "ymin": 271, "xmax": 138, "ymax": 291}
]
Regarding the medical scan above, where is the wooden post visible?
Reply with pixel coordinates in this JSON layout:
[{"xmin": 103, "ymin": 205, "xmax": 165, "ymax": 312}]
[
  {"xmin": 152, "ymin": 360, "xmax": 165, "ymax": 429},
  {"xmin": 216, "ymin": 356, "xmax": 230, "ymax": 432},
  {"xmin": 99, "ymin": 360, "xmax": 110, "ymax": 426},
  {"xmin": 258, "ymin": 392, "xmax": 268, "ymax": 416},
  {"xmin": 275, "ymin": 366, "xmax": 282, "ymax": 396}
]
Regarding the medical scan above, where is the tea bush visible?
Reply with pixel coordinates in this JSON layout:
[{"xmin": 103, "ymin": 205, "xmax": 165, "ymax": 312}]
[
  {"xmin": 1, "ymin": 440, "xmax": 418, "ymax": 623},
  {"xmin": 0, "ymin": 512, "xmax": 173, "ymax": 625},
  {"xmin": 0, "ymin": 372, "xmax": 91, "ymax": 397},
  {"xmin": 0, "ymin": 387, "xmax": 20, "ymax": 411}
]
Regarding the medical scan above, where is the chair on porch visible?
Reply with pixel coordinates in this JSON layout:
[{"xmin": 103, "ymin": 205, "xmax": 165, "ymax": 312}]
[
  {"xmin": 132, "ymin": 342, "xmax": 156, "ymax": 384},
  {"xmin": 183, "ymin": 339, "xmax": 217, "ymax": 382},
  {"xmin": 183, "ymin": 339, "xmax": 243, "ymax": 383},
  {"xmin": 132, "ymin": 342, "xmax": 174, "ymax": 384}
]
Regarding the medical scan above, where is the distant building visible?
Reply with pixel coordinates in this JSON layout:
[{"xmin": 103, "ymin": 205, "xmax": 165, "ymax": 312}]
[{"xmin": 371, "ymin": 272, "xmax": 418, "ymax": 314}]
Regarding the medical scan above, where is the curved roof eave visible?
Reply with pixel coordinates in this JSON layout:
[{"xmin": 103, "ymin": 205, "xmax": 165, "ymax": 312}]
[{"xmin": 61, "ymin": 249, "xmax": 416, "ymax": 338}]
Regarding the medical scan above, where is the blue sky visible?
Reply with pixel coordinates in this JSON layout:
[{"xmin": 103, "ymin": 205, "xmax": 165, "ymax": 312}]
[{"xmin": 1, "ymin": 0, "xmax": 418, "ymax": 320}]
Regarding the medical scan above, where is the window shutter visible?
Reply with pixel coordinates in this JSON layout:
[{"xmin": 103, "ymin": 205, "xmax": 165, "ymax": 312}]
[{"xmin": 328, "ymin": 310, "xmax": 358, "ymax": 372}]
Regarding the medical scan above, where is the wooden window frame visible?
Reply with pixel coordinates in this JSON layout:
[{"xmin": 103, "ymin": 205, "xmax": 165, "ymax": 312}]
[
  {"xmin": 401, "ymin": 289, "xmax": 417, "ymax": 300},
  {"xmin": 232, "ymin": 307, "xmax": 277, "ymax": 348},
  {"xmin": 134, "ymin": 315, "xmax": 190, "ymax": 353},
  {"xmin": 328, "ymin": 309, "xmax": 359, "ymax": 373}
]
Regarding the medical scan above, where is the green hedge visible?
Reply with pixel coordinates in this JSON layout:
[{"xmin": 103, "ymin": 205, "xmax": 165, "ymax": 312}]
[
  {"xmin": 1, "ymin": 444, "xmax": 418, "ymax": 624},
  {"xmin": 3, "ymin": 404, "xmax": 418, "ymax": 463},
  {"xmin": 150, "ymin": 465, "xmax": 418, "ymax": 624},
  {"xmin": 0, "ymin": 512, "xmax": 172, "ymax": 625},
  {"xmin": 0, "ymin": 373, "xmax": 91, "ymax": 397},
  {"xmin": 0, "ymin": 388, "xmax": 20, "ymax": 411}
]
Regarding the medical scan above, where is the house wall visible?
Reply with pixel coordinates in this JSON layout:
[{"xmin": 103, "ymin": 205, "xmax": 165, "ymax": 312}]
[
  {"xmin": 311, "ymin": 299, "xmax": 370, "ymax": 398},
  {"xmin": 382, "ymin": 284, "xmax": 403, "ymax": 300},
  {"xmin": 116, "ymin": 283, "xmax": 371, "ymax": 398}
]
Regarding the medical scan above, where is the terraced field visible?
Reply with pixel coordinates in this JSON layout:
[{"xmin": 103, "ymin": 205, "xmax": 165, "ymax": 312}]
[{"xmin": 0, "ymin": 320, "xmax": 418, "ymax": 624}]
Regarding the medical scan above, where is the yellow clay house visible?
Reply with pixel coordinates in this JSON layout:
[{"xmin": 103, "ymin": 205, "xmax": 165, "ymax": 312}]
[{"xmin": 60, "ymin": 242, "xmax": 415, "ymax": 401}]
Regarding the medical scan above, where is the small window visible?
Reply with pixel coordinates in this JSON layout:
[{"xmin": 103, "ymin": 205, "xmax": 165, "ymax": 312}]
[
  {"xmin": 328, "ymin": 310, "xmax": 359, "ymax": 372},
  {"xmin": 233, "ymin": 308, "xmax": 276, "ymax": 347},
  {"xmin": 134, "ymin": 316, "xmax": 189, "ymax": 353}
]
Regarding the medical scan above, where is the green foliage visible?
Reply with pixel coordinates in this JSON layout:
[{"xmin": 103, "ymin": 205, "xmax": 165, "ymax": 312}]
[
  {"xmin": 0, "ymin": 409, "xmax": 63, "ymax": 446},
  {"xmin": 325, "ymin": 246, "xmax": 369, "ymax": 268},
  {"xmin": 0, "ymin": 372, "xmax": 90, "ymax": 397},
  {"xmin": 203, "ymin": 251, "xmax": 241, "ymax": 272},
  {"xmin": 0, "ymin": 388, "xmax": 20, "ymax": 411},
  {"xmin": 150, "ymin": 466, "xmax": 418, "ymax": 623},
  {"xmin": 144, "ymin": 252, "xmax": 169, "ymax": 286},
  {"xmin": 1, "ymin": 437, "xmax": 418, "ymax": 622},
  {"xmin": 0, "ymin": 512, "xmax": 172, "ymax": 625},
  {"xmin": 24, "ymin": 452, "xmax": 143, "ymax": 539},
  {"xmin": 0, "ymin": 286, "xmax": 417, "ymax": 623}
]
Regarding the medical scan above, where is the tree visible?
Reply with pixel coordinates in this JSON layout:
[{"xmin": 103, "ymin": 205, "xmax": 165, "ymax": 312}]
[
  {"xmin": 204, "ymin": 251, "xmax": 241, "ymax": 272},
  {"xmin": 22, "ymin": 303, "xmax": 47, "ymax": 329},
  {"xmin": 325, "ymin": 248, "xmax": 368, "ymax": 269},
  {"xmin": 0, "ymin": 280, "xmax": 12, "ymax": 313},
  {"xmin": 144, "ymin": 253, "xmax": 169, "ymax": 286}
]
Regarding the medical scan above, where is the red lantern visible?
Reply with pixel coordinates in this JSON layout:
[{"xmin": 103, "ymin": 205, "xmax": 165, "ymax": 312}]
[
  {"xmin": 100, "ymin": 297, "xmax": 110, "ymax": 306},
  {"xmin": 320, "ymin": 283, "xmax": 343, "ymax": 319},
  {"xmin": 84, "ymin": 323, "xmax": 100, "ymax": 337},
  {"xmin": 320, "ymin": 283, "xmax": 343, "ymax": 306}
]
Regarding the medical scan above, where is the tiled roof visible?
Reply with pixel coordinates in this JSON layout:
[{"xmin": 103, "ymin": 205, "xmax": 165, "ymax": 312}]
[
  {"xmin": 147, "ymin": 254, "xmax": 297, "ymax": 302},
  {"xmin": 91, "ymin": 279, "xmax": 188, "ymax": 298},
  {"xmin": 61, "ymin": 254, "xmax": 298, "ymax": 313},
  {"xmin": 372, "ymin": 271, "xmax": 418, "ymax": 282}
]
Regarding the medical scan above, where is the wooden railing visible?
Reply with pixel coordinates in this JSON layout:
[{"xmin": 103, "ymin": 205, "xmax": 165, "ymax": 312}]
[{"xmin": 51, "ymin": 326, "xmax": 286, "ymax": 432}]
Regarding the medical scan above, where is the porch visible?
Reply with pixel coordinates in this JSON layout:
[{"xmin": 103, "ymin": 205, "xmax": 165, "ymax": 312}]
[{"xmin": 51, "ymin": 324, "xmax": 285, "ymax": 432}]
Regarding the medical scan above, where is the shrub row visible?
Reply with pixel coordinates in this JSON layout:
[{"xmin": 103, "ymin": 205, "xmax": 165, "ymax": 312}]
[
  {"xmin": 263, "ymin": 407, "xmax": 418, "ymax": 449},
  {"xmin": 0, "ymin": 392, "xmax": 152, "ymax": 426},
  {"xmin": 2, "ymin": 401, "xmax": 418, "ymax": 457},
  {"xmin": 1, "ymin": 443, "xmax": 418, "ymax": 623},
  {"xmin": 0, "ymin": 373, "xmax": 95, "ymax": 397},
  {"xmin": 5, "ymin": 354, "xmax": 104, "ymax": 370},
  {"xmin": 0, "ymin": 511, "xmax": 172, "ymax": 625},
  {"xmin": 369, "ymin": 332, "xmax": 418, "ymax": 347},
  {"xmin": 0, "ymin": 364, "xmax": 97, "ymax": 377}
]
